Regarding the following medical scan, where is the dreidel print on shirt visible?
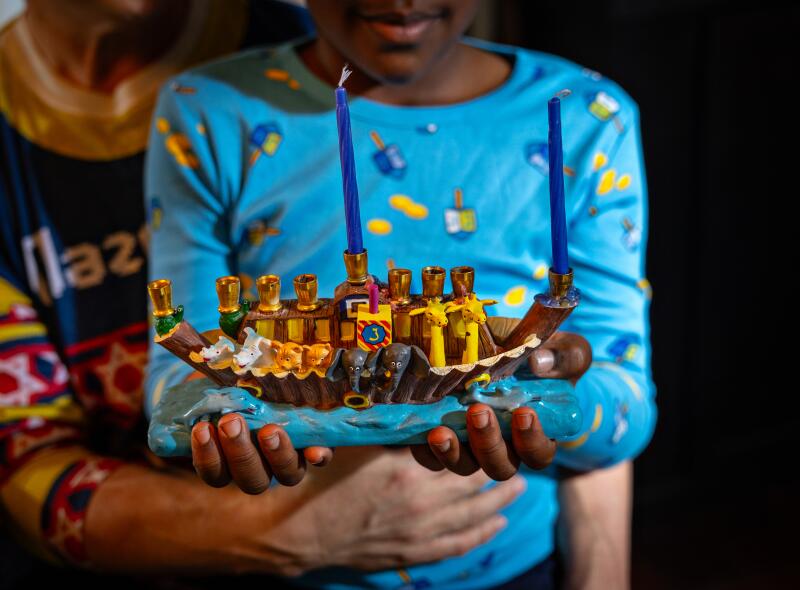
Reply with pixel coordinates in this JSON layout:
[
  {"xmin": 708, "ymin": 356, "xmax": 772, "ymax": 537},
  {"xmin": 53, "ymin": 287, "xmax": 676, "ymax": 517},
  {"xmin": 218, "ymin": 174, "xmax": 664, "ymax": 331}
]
[
  {"xmin": 370, "ymin": 130, "xmax": 407, "ymax": 178},
  {"xmin": 249, "ymin": 123, "xmax": 283, "ymax": 165},
  {"xmin": 587, "ymin": 90, "xmax": 625, "ymax": 133},
  {"xmin": 444, "ymin": 188, "xmax": 477, "ymax": 239},
  {"xmin": 525, "ymin": 142, "xmax": 550, "ymax": 175}
]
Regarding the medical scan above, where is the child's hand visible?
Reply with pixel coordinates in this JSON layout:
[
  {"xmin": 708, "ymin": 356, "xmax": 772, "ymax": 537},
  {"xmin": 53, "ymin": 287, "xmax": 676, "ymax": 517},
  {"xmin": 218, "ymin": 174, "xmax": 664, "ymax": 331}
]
[
  {"xmin": 411, "ymin": 332, "xmax": 592, "ymax": 480},
  {"xmin": 191, "ymin": 417, "xmax": 333, "ymax": 493}
]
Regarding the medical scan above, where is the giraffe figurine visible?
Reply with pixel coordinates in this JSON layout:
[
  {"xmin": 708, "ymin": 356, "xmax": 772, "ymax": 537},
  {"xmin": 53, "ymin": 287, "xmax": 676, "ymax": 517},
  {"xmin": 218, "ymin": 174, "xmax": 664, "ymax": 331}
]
[
  {"xmin": 409, "ymin": 297, "xmax": 458, "ymax": 368},
  {"xmin": 446, "ymin": 293, "xmax": 498, "ymax": 364}
]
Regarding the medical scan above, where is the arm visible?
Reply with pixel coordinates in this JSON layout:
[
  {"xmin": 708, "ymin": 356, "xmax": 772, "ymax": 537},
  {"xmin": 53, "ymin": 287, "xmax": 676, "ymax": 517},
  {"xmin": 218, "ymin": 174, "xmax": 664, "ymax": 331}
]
[
  {"xmin": 558, "ymin": 461, "xmax": 632, "ymax": 590},
  {"xmin": 0, "ymin": 276, "xmax": 519, "ymax": 573},
  {"xmin": 0, "ymin": 273, "xmax": 122, "ymax": 565},
  {"xmin": 144, "ymin": 77, "xmax": 329, "ymax": 492},
  {"xmin": 555, "ymin": 95, "xmax": 656, "ymax": 470},
  {"xmin": 84, "ymin": 452, "xmax": 523, "ymax": 575},
  {"xmin": 413, "ymin": 88, "xmax": 655, "ymax": 478}
]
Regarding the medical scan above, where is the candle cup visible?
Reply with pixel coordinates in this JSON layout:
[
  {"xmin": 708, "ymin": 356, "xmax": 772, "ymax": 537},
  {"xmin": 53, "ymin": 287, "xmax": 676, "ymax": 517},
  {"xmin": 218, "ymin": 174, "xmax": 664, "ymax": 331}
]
[
  {"xmin": 216, "ymin": 276, "xmax": 241, "ymax": 314},
  {"xmin": 422, "ymin": 266, "xmax": 446, "ymax": 299},
  {"xmin": 343, "ymin": 249, "xmax": 369, "ymax": 285},
  {"xmin": 388, "ymin": 268, "xmax": 412, "ymax": 304},
  {"xmin": 449, "ymin": 266, "xmax": 474, "ymax": 299},
  {"xmin": 548, "ymin": 268, "xmax": 574, "ymax": 301},
  {"xmin": 148, "ymin": 279, "xmax": 175, "ymax": 318},
  {"xmin": 256, "ymin": 274, "xmax": 282, "ymax": 312},
  {"xmin": 294, "ymin": 274, "xmax": 321, "ymax": 311}
]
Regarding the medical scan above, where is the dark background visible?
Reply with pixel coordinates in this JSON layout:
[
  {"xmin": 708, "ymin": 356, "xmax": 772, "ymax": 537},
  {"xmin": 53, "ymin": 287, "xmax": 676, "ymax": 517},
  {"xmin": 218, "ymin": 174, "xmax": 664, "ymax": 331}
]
[{"xmin": 480, "ymin": 0, "xmax": 797, "ymax": 588}]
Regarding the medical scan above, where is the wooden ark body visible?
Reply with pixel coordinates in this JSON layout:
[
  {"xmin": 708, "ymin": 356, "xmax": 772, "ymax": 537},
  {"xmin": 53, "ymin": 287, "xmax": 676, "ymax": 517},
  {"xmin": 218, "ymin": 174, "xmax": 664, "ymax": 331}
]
[{"xmin": 151, "ymin": 261, "xmax": 578, "ymax": 410}]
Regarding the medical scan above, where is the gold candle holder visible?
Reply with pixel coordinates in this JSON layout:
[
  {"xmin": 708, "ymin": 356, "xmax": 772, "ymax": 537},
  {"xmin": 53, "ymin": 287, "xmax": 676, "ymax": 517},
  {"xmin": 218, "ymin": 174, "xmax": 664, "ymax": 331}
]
[
  {"xmin": 343, "ymin": 249, "xmax": 369, "ymax": 285},
  {"xmin": 388, "ymin": 268, "xmax": 412, "ymax": 304},
  {"xmin": 148, "ymin": 279, "xmax": 175, "ymax": 317},
  {"xmin": 422, "ymin": 266, "xmax": 446, "ymax": 299},
  {"xmin": 450, "ymin": 266, "xmax": 474, "ymax": 298},
  {"xmin": 216, "ymin": 276, "xmax": 241, "ymax": 313},
  {"xmin": 294, "ymin": 273, "xmax": 320, "ymax": 311},
  {"xmin": 549, "ymin": 268, "xmax": 574, "ymax": 299},
  {"xmin": 256, "ymin": 274, "xmax": 282, "ymax": 312}
]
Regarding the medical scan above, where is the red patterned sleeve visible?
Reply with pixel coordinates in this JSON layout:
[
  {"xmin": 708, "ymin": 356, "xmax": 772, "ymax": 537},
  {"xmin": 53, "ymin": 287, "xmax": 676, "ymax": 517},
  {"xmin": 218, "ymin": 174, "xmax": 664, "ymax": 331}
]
[{"xmin": 0, "ymin": 277, "xmax": 123, "ymax": 565}]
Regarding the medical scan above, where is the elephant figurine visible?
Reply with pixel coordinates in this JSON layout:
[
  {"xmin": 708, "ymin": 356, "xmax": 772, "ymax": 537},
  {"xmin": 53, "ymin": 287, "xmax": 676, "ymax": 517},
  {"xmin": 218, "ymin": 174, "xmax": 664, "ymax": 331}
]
[
  {"xmin": 326, "ymin": 348, "xmax": 377, "ymax": 393},
  {"xmin": 367, "ymin": 343, "xmax": 430, "ymax": 400}
]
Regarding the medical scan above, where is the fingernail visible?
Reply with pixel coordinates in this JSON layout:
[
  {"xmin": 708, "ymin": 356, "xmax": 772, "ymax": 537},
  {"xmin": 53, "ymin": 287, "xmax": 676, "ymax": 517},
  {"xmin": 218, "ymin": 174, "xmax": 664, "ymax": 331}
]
[
  {"xmin": 264, "ymin": 434, "xmax": 280, "ymax": 451},
  {"xmin": 533, "ymin": 349, "xmax": 555, "ymax": 373},
  {"xmin": 220, "ymin": 418, "xmax": 241, "ymax": 439},
  {"xmin": 511, "ymin": 477, "xmax": 527, "ymax": 494},
  {"xmin": 513, "ymin": 412, "xmax": 533, "ymax": 430},
  {"xmin": 433, "ymin": 439, "xmax": 451, "ymax": 453},
  {"xmin": 194, "ymin": 425, "xmax": 211, "ymax": 445},
  {"xmin": 493, "ymin": 515, "xmax": 508, "ymax": 530},
  {"xmin": 470, "ymin": 410, "xmax": 490, "ymax": 430}
]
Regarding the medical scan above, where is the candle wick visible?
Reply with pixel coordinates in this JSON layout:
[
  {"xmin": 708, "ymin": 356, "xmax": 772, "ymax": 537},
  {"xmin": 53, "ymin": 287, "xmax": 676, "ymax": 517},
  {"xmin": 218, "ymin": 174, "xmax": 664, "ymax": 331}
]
[
  {"xmin": 338, "ymin": 64, "xmax": 353, "ymax": 88},
  {"xmin": 555, "ymin": 88, "xmax": 572, "ymax": 99}
]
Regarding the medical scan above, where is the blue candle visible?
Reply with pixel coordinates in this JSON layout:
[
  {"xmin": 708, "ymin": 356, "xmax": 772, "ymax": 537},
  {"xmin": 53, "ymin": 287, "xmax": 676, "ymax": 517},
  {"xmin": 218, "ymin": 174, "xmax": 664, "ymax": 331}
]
[
  {"xmin": 548, "ymin": 96, "xmax": 569, "ymax": 275},
  {"xmin": 335, "ymin": 65, "xmax": 364, "ymax": 255}
]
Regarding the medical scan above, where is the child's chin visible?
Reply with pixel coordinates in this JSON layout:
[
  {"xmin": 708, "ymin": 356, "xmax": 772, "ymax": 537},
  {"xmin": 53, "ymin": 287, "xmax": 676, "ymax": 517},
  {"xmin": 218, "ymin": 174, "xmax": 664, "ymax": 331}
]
[{"xmin": 363, "ymin": 53, "xmax": 431, "ymax": 85}]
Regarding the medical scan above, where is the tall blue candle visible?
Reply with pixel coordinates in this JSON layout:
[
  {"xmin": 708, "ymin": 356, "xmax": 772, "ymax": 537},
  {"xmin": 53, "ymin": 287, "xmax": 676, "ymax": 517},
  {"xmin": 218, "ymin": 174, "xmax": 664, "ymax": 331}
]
[
  {"xmin": 335, "ymin": 65, "xmax": 364, "ymax": 255},
  {"xmin": 548, "ymin": 96, "xmax": 569, "ymax": 275}
]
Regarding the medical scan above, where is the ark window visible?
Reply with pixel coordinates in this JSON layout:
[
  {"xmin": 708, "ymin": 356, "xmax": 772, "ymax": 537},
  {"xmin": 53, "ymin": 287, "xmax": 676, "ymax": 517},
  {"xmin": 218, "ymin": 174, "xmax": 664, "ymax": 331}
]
[
  {"xmin": 256, "ymin": 319, "xmax": 275, "ymax": 340},
  {"xmin": 340, "ymin": 320, "xmax": 355, "ymax": 341},
  {"xmin": 315, "ymin": 319, "xmax": 331, "ymax": 342},
  {"xmin": 287, "ymin": 318, "xmax": 304, "ymax": 342}
]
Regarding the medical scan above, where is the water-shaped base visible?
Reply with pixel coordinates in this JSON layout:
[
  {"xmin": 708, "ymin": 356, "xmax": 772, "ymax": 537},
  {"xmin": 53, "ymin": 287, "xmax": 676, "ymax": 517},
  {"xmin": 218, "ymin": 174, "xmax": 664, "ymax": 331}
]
[{"xmin": 148, "ymin": 377, "xmax": 582, "ymax": 457}]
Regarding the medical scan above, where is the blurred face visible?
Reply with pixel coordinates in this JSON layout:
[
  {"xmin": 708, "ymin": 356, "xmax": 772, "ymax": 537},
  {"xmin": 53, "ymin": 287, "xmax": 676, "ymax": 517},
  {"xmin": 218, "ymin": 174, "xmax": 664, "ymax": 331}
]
[
  {"xmin": 306, "ymin": 0, "xmax": 481, "ymax": 84},
  {"xmin": 31, "ymin": 0, "xmax": 168, "ymax": 24}
]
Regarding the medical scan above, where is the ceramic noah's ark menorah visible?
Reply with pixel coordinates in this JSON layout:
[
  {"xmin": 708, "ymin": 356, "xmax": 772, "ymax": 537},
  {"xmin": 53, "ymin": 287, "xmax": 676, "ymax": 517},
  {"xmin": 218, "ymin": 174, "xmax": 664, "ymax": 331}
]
[{"xmin": 146, "ymin": 77, "xmax": 583, "ymax": 457}]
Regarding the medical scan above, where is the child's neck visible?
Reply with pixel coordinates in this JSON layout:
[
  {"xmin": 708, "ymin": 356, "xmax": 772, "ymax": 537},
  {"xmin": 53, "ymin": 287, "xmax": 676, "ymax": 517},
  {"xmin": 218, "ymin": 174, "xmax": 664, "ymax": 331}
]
[{"xmin": 300, "ymin": 39, "xmax": 512, "ymax": 106}]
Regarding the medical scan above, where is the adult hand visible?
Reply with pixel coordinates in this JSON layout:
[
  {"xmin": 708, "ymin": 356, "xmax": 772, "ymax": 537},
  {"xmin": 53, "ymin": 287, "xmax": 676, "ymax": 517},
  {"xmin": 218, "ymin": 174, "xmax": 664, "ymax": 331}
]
[
  {"xmin": 411, "ymin": 331, "xmax": 592, "ymax": 480},
  {"xmin": 191, "ymin": 415, "xmax": 333, "ymax": 493},
  {"xmin": 85, "ymin": 447, "xmax": 523, "ymax": 575},
  {"xmin": 235, "ymin": 447, "xmax": 525, "ymax": 574}
]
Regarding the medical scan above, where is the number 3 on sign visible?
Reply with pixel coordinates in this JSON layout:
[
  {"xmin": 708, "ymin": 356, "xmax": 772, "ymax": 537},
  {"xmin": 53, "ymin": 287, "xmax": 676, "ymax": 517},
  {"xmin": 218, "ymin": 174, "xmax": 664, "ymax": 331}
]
[{"xmin": 363, "ymin": 323, "xmax": 386, "ymax": 343}]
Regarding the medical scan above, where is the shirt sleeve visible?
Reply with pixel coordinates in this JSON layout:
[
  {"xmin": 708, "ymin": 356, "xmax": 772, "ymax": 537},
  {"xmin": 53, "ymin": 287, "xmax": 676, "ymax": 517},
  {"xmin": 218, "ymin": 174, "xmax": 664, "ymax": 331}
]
[
  {"xmin": 0, "ymin": 272, "xmax": 122, "ymax": 565},
  {"xmin": 554, "ymin": 97, "xmax": 657, "ymax": 470},
  {"xmin": 143, "ymin": 77, "xmax": 244, "ymax": 416}
]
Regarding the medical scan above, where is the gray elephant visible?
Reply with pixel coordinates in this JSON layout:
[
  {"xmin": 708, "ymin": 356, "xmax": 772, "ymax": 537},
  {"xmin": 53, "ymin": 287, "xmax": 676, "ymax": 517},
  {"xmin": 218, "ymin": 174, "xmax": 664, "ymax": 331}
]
[
  {"xmin": 326, "ymin": 347, "xmax": 376, "ymax": 393},
  {"xmin": 366, "ymin": 343, "xmax": 430, "ymax": 399}
]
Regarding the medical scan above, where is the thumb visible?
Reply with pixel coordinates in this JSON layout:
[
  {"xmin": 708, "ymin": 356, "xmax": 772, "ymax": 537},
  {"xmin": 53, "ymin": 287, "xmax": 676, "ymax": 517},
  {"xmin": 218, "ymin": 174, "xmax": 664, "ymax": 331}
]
[{"xmin": 529, "ymin": 332, "xmax": 592, "ymax": 383}]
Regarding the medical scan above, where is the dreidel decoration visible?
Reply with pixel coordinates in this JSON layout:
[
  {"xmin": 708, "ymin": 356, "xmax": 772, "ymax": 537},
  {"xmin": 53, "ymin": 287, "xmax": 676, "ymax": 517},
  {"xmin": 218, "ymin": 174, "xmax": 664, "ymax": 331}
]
[
  {"xmin": 249, "ymin": 123, "xmax": 283, "ymax": 165},
  {"xmin": 370, "ymin": 130, "xmax": 407, "ymax": 178},
  {"xmin": 444, "ymin": 188, "xmax": 477, "ymax": 239},
  {"xmin": 356, "ymin": 283, "xmax": 393, "ymax": 351}
]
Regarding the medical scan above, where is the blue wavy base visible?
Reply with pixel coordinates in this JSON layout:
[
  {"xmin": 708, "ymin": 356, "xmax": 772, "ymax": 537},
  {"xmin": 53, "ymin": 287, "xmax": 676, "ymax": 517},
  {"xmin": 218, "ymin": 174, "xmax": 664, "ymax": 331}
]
[{"xmin": 148, "ymin": 377, "xmax": 582, "ymax": 457}]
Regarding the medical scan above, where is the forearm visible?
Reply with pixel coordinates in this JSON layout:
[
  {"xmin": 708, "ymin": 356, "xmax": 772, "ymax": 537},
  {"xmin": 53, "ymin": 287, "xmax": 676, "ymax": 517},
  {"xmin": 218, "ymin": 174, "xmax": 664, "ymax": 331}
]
[
  {"xmin": 558, "ymin": 461, "xmax": 632, "ymax": 590},
  {"xmin": 556, "ymin": 364, "xmax": 656, "ymax": 471},
  {"xmin": 84, "ymin": 463, "xmax": 311, "ymax": 575},
  {"xmin": 85, "ymin": 464, "xmax": 217, "ymax": 572}
]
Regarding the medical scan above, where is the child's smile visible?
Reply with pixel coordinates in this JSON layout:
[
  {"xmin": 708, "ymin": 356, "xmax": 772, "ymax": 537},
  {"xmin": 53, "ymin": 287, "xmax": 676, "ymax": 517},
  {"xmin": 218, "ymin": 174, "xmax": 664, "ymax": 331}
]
[{"xmin": 354, "ymin": 5, "xmax": 448, "ymax": 46}]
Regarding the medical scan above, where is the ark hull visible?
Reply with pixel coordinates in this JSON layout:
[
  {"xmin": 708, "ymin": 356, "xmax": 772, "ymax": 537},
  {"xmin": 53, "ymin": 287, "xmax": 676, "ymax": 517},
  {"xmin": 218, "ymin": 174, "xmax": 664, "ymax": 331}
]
[{"xmin": 155, "ymin": 299, "xmax": 575, "ymax": 409}]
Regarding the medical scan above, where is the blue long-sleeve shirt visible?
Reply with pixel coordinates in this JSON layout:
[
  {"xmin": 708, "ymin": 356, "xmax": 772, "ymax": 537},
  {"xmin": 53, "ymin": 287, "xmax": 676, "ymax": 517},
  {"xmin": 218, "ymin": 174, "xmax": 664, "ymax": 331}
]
[{"xmin": 145, "ymin": 38, "xmax": 656, "ymax": 590}]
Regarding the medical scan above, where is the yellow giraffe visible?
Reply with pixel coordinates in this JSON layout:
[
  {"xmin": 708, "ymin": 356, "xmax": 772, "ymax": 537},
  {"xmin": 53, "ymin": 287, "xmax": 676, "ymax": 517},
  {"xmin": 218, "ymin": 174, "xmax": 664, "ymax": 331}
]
[
  {"xmin": 446, "ymin": 293, "xmax": 498, "ymax": 363},
  {"xmin": 410, "ymin": 297, "xmax": 458, "ymax": 367}
]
